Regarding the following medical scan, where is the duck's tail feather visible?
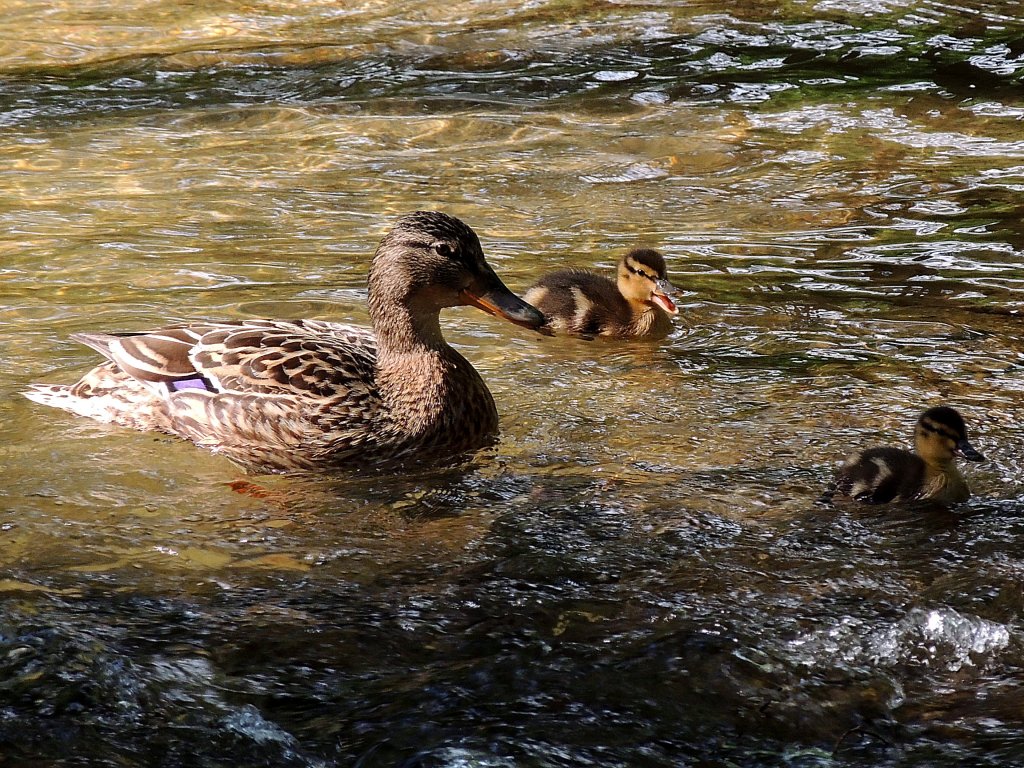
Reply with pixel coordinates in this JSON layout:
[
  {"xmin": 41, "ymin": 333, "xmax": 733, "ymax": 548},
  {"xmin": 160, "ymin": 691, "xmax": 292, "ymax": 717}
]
[
  {"xmin": 22, "ymin": 383, "xmax": 119, "ymax": 422},
  {"xmin": 69, "ymin": 332, "xmax": 120, "ymax": 360}
]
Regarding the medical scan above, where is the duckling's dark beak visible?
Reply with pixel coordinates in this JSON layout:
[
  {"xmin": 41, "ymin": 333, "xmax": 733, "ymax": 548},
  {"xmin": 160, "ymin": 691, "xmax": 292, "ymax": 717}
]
[
  {"xmin": 956, "ymin": 439, "xmax": 986, "ymax": 462},
  {"xmin": 651, "ymin": 278, "xmax": 679, "ymax": 316},
  {"xmin": 461, "ymin": 269, "xmax": 550, "ymax": 335}
]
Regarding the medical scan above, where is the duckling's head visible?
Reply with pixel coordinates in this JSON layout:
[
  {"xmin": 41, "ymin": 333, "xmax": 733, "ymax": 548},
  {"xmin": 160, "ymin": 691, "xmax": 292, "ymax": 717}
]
[
  {"xmin": 616, "ymin": 248, "xmax": 679, "ymax": 316},
  {"xmin": 914, "ymin": 406, "xmax": 985, "ymax": 466},
  {"xmin": 369, "ymin": 211, "xmax": 546, "ymax": 333}
]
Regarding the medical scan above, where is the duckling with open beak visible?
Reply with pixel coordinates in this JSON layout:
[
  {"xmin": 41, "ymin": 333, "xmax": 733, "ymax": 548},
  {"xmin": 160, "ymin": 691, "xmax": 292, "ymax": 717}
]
[{"xmin": 525, "ymin": 248, "xmax": 680, "ymax": 339}]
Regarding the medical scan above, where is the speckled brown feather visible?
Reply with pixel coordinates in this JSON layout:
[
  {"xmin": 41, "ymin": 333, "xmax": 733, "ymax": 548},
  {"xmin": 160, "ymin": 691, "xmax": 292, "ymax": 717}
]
[{"xmin": 24, "ymin": 212, "xmax": 544, "ymax": 473}]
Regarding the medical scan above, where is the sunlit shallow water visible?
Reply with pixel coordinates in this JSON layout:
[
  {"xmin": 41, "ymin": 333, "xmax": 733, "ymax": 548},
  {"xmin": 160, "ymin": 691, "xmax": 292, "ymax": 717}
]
[{"xmin": 3, "ymin": 1, "xmax": 1024, "ymax": 766}]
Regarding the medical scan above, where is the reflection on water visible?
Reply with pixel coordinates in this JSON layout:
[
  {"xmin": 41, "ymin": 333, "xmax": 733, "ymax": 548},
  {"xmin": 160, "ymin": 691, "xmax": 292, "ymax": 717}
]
[{"xmin": 3, "ymin": 0, "xmax": 1024, "ymax": 766}]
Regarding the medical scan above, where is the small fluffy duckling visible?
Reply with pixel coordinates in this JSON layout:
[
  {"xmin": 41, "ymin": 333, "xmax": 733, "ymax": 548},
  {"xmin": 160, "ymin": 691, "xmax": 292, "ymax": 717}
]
[
  {"xmin": 825, "ymin": 406, "xmax": 985, "ymax": 506},
  {"xmin": 524, "ymin": 248, "xmax": 679, "ymax": 339}
]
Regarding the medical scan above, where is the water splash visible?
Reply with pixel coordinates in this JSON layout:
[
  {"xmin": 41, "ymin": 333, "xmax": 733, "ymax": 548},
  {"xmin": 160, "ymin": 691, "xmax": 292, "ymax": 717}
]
[{"xmin": 790, "ymin": 607, "xmax": 1011, "ymax": 673}]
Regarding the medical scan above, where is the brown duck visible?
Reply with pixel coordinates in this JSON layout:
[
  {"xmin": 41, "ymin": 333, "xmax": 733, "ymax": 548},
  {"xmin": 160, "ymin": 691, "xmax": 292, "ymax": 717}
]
[
  {"xmin": 825, "ymin": 406, "xmax": 985, "ymax": 505},
  {"xmin": 524, "ymin": 248, "xmax": 679, "ymax": 339},
  {"xmin": 24, "ymin": 211, "xmax": 546, "ymax": 472}
]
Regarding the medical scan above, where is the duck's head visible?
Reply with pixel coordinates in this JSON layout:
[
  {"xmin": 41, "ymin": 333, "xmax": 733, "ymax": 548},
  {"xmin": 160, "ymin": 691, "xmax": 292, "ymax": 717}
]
[
  {"xmin": 914, "ymin": 406, "xmax": 985, "ymax": 466},
  {"xmin": 369, "ymin": 211, "xmax": 546, "ymax": 334},
  {"xmin": 616, "ymin": 248, "xmax": 679, "ymax": 316}
]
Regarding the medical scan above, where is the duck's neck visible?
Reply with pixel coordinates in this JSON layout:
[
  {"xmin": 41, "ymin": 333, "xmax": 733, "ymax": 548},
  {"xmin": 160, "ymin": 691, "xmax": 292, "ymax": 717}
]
[
  {"xmin": 625, "ymin": 303, "xmax": 672, "ymax": 338},
  {"xmin": 373, "ymin": 302, "xmax": 447, "ymax": 355},
  {"xmin": 371, "ymin": 301, "xmax": 498, "ymax": 449},
  {"xmin": 921, "ymin": 459, "xmax": 970, "ymax": 504}
]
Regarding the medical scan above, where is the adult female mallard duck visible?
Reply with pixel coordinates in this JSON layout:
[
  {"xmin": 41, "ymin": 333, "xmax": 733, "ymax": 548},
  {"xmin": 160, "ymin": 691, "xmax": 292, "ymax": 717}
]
[
  {"xmin": 524, "ymin": 248, "xmax": 679, "ymax": 339},
  {"xmin": 24, "ymin": 211, "xmax": 547, "ymax": 473},
  {"xmin": 824, "ymin": 406, "xmax": 985, "ymax": 506}
]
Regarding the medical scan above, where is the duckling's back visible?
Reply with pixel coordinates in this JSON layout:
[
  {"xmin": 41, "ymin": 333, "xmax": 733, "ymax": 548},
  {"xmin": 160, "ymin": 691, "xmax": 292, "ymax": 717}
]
[
  {"xmin": 524, "ymin": 269, "xmax": 630, "ymax": 338},
  {"xmin": 830, "ymin": 447, "xmax": 927, "ymax": 504}
]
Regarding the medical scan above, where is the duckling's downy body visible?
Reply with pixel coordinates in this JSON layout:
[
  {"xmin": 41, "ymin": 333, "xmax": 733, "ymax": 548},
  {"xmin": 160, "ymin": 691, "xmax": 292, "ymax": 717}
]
[
  {"xmin": 24, "ymin": 212, "xmax": 546, "ymax": 473},
  {"xmin": 524, "ymin": 248, "xmax": 679, "ymax": 339},
  {"xmin": 826, "ymin": 406, "xmax": 985, "ymax": 506}
]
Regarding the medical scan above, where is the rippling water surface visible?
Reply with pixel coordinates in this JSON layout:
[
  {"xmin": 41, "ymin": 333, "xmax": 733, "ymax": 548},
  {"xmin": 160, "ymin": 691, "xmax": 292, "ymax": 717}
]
[{"xmin": 3, "ymin": 1, "xmax": 1024, "ymax": 766}]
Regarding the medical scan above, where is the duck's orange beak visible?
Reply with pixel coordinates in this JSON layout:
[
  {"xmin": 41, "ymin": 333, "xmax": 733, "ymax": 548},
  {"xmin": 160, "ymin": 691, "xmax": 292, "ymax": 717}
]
[
  {"xmin": 650, "ymin": 277, "xmax": 679, "ymax": 316},
  {"xmin": 461, "ymin": 268, "xmax": 549, "ymax": 335}
]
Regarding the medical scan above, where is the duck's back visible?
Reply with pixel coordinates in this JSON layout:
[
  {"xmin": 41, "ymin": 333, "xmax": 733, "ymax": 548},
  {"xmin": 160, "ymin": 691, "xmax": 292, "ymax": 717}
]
[
  {"xmin": 831, "ymin": 447, "xmax": 927, "ymax": 503},
  {"xmin": 525, "ymin": 269, "xmax": 630, "ymax": 338},
  {"xmin": 25, "ymin": 319, "xmax": 386, "ymax": 472}
]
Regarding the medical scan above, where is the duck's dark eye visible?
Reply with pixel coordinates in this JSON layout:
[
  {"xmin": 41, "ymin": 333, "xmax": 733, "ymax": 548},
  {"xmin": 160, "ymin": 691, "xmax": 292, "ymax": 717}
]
[{"xmin": 432, "ymin": 242, "xmax": 456, "ymax": 258}]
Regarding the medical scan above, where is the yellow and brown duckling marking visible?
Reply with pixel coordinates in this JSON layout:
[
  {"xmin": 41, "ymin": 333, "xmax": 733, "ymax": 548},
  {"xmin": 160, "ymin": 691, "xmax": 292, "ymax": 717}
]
[
  {"xmin": 24, "ymin": 211, "xmax": 547, "ymax": 473},
  {"xmin": 825, "ymin": 406, "xmax": 985, "ymax": 506},
  {"xmin": 524, "ymin": 248, "xmax": 679, "ymax": 339}
]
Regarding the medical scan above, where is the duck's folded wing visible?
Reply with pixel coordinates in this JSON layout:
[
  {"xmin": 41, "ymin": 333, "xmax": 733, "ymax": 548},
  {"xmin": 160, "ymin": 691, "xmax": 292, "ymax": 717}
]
[
  {"xmin": 76, "ymin": 321, "xmax": 379, "ymax": 401},
  {"xmin": 73, "ymin": 327, "xmax": 205, "ymax": 381},
  {"xmin": 192, "ymin": 321, "xmax": 378, "ymax": 399}
]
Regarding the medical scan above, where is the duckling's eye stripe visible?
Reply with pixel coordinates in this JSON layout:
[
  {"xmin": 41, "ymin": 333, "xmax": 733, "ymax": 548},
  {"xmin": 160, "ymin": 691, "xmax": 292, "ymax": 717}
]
[
  {"xmin": 623, "ymin": 261, "xmax": 655, "ymax": 280},
  {"xmin": 920, "ymin": 419, "xmax": 960, "ymax": 441}
]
